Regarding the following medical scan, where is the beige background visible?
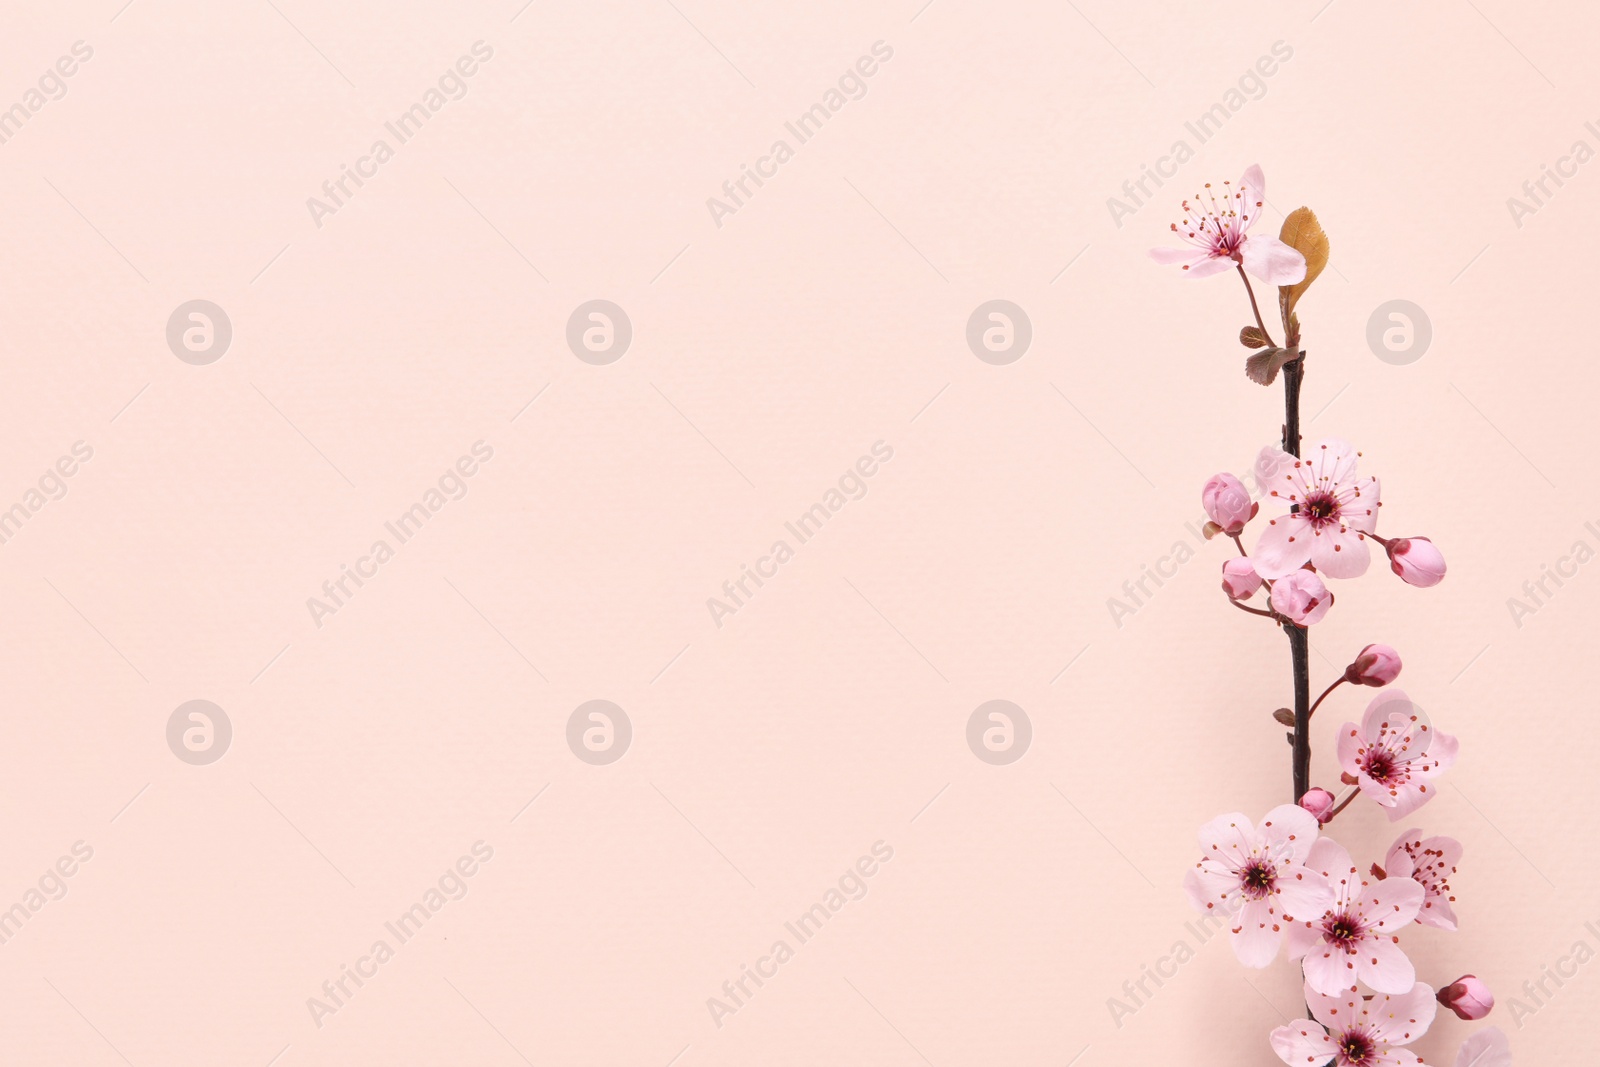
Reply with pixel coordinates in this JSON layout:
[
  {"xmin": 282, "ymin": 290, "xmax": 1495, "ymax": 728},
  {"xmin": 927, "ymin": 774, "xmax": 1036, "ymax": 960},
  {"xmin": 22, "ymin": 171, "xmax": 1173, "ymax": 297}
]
[{"xmin": 0, "ymin": 0, "xmax": 1592, "ymax": 1063}]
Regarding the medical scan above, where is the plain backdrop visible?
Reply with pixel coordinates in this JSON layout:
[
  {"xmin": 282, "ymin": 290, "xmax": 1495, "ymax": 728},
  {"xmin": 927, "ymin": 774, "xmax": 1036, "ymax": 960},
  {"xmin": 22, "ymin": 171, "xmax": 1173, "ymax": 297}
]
[{"xmin": 0, "ymin": 1, "xmax": 1591, "ymax": 1064}]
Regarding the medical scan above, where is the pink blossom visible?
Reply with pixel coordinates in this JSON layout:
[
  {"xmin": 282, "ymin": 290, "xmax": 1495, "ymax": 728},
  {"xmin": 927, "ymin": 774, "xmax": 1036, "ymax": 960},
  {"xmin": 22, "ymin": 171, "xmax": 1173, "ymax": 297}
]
[
  {"xmin": 1271, "ymin": 982, "xmax": 1437, "ymax": 1067},
  {"xmin": 1184, "ymin": 805, "xmax": 1334, "ymax": 968},
  {"xmin": 1252, "ymin": 439, "xmax": 1381, "ymax": 580},
  {"xmin": 1271, "ymin": 569, "xmax": 1332, "ymax": 626},
  {"xmin": 1386, "ymin": 829, "xmax": 1462, "ymax": 930},
  {"xmin": 1337, "ymin": 689, "xmax": 1459, "ymax": 821},
  {"xmin": 1388, "ymin": 537, "xmax": 1447, "ymax": 587},
  {"xmin": 1203, "ymin": 473, "xmax": 1257, "ymax": 535},
  {"xmin": 1454, "ymin": 1027, "xmax": 1511, "ymax": 1067},
  {"xmin": 1347, "ymin": 643, "xmax": 1402, "ymax": 686},
  {"xmin": 1439, "ymin": 975, "xmax": 1494, "ymax": 1021},
  {"xmin": 1298, "ymin": 788, "xmax": 1336, "ymax": 824},
  {"xmin": 1149, "ymin": 165, "xmax": 1308, "ymax": 283},
  {"xmin": 1288, "ymin": 837, "xmax": 1424, "ymax": 995},
  {"xmin": 1222, "ymin": 557, "xmax": 1263, "ymax": 600}
]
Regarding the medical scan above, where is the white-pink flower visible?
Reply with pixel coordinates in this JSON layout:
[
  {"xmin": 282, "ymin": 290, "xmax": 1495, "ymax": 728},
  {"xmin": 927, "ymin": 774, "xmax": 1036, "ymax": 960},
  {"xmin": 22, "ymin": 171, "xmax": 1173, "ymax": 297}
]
[
  {"xmin": 1338, "ymin": 689, "xmax": 1459, "ymax": 821},
  {"xmin": 1289, "ymin": 836, "xmax": 1423, "ymax": 995},
  {"xmin": 1252, "ymin": 439, "xmax": 1381, "ymax": 579},
  {"xmin": 1455, "ymin": 1026, "xmax": 1511, "ymax": 1067},
  {"xmin": 1271, "ymin": 982, "xmax": 1437, "ymax": 1067},
  {"xmin": 1149, "ymin": 165, "xmax": 1308, "ymax": 283},
  {"xmin": 1386, "ymin": 829, "xmax": 1463, "ymax": 931},
  {"xmin": 1184, "ymin": 805, "xmax": 1333, "ymax": 968}
]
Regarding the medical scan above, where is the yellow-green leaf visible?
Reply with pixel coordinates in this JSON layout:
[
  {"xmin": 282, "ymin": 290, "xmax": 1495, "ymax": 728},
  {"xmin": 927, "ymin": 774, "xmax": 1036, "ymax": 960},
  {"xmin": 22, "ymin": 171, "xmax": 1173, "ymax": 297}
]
[{"xmin": 1277, "ymin": 207, "xmax": 1329, "ymax": 317}]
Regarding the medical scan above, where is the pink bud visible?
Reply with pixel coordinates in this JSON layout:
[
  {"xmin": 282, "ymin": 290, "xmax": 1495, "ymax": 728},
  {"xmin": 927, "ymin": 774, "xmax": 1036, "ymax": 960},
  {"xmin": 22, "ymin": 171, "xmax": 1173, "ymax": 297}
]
[
  {"xmin": 1221, "ymin": 557, "xmax": 1263, "ymax": 600},
  {"xmin": 1298, "ymin": 787, "xmax": 1335, "ymax": 824},
  {"xmin": 1346, "ymin": 643, "xmax": 1402, "ymax": 686},
  {"xmin": 1270, "ymin": 570, "xmax": 1332, "ymax": 626},
  {"xmin": 1201, "ymin": 473, "xmax": 1256, "ymax": 536},
  {"xmin": 1388, "ymin": 537, "xmax": 1446, "ymax": 588},
  {"xmin": 1438, "ymin": 975, "xmax": 1494, "ymax": 1020}
]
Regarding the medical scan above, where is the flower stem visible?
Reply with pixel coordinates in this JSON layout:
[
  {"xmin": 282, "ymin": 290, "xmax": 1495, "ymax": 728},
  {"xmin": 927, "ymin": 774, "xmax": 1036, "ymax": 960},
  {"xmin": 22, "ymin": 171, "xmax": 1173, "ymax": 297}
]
[
  {"xmin": 1308, "ymin": 677, "xmax": 1344, "ymax": 721},
  {"xmin": 1322, "ymin": 784, "xmax": 1361, "ymax": 824},
  {"xmin": 1283, "ymin": 354, "xmax": 1311, "ymax": 802},
  {"xmin": 1237, "ymin": 266, "xmax": 1279, "ymax": 349}
]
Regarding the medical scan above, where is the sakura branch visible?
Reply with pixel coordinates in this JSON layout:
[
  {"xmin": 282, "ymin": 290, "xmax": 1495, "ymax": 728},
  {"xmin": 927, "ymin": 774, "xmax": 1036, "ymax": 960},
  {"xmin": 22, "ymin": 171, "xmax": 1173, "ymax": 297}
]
[{"xmin": 1155, "ymin": 164, "xmax": 1507, "ymax": 1067}]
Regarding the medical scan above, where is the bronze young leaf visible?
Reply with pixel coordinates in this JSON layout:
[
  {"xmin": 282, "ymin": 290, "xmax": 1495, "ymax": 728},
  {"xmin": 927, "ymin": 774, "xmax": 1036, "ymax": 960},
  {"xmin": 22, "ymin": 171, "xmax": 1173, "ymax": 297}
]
[
  {"xmin": 1277, "ymin": 207, "xmax": 1329, "ymax": 327},
  {"xmin": 1244, "ymin": 346, "xmax": 1299, "ymax": 386},
  {"xmin": 1240, "ymin": 325, "xmax": 1272, "ymax": 349}
]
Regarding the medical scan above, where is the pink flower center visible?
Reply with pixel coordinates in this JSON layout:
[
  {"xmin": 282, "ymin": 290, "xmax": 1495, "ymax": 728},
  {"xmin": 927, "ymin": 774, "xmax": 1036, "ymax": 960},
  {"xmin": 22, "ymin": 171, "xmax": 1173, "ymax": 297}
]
[
  {"xmin": 1338, "ymin": 1030, "xmax": 1376, "ymax": 1065},
  {"xmin": 1362, "ymin": 749, "xmax": 1398, "ymax": 783},
  {"xmin": 1238, "ymin": 858, "xmax": 1276, "ymax": 900},
  {"xmin": 1322, "ymin": 909, "xmax": 1367, "ymax": 949},
  {"xmin": 1170, "ymin": 181, "xmax": 1251, "ymax": 260},
  {"xmin": 1300, "ymin": 489, "xmax": 1341, "ymax": 528}
]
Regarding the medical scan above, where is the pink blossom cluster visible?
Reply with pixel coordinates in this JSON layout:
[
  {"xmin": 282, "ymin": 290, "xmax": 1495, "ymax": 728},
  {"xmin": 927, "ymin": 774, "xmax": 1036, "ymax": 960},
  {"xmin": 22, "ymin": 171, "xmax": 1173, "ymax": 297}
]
[
  {"xmin": 1202, "ymin": 439, "xmax": 1445, "ymax": 628},
  {"xmin": 1160, "ymin": 166, "xmax": 1504, "ymax": 1065}
]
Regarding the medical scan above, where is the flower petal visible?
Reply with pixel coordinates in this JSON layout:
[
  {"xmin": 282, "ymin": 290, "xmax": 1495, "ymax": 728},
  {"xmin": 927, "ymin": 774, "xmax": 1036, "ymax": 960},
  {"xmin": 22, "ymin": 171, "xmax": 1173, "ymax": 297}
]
[
  {"xmin": 1253, "ymin": 513, "xmax": 1315, "ymax": 579},
  {"xmin": 1306, "ymin": 837, "xmax": 1358, "ymax": 905},
  {"xmin": 1230, "ymin": 898, "xmax": 1283, "ymax": 968},
  {"xmin": 1310, "ymin": 525, "xmax": 1372, "ymax": 579},
  {"xmin": 1359, "ymin": 932, "xmax": 1418, "ymax": 994},
  {"xmin": 1364, "ymin": 981, "xmax": 1437, "ymax": 1045},
  {"xmin": 1239, "ymin": 164, "xmax": 1267, "ymax": 232},
  {"xmin": 1273, "ymin": 864, "xmax": 1335, "ymax": 923},
  {"xmin": 1184, "ymin": 254, "xmax": 1237, "ymax": 279},
  {"xmin": 1197, "ymin": 811, "xmax": 1256, "ymax": 866},
  {"xmin": 1241, "ymin": 233, "xmax": 1307, "ymax": 285},
  {"xmin": 1454, "ymin": 1027, "xmax": 1512, "ymax": 1067},
  {"xmin": 1365, "ymin": 874, "xmax": 1425, "ymax": 931},
  {"xmin": 1339, "ymin": 474, "xmax": 1381, "ymax": 534},
  {"xmin": 1301, "ymin": 937, "xmax": 1359, "ymax": 996},
  {"xmin": 1270, "ymin": 1019, "xmax": 1336, "ymax": 1067},
  {"xmin": 1260, "ymin": 803, "xmax": 1321, "ymax": 865},
  {"xmin": 1305, "ymin": 985, "xmax": 1364, "ymax": 1030}
]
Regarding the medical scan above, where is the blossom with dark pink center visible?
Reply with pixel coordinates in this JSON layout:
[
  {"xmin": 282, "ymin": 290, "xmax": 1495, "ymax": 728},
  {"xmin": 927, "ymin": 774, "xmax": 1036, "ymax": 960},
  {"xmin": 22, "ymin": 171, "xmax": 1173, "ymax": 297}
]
[
  {"xmin": 1149, "ymin": 165, "xmax": 1308, "ymax": 283},
  {"xmin": 1271, "ymin": 981, "xmax": 1437, "ymax": 1067},
  {"xmin": 1252, "ymin": 439, "xmax": 1381, "ymax": 580},
  {"xmin": 1337, "ymin": 689, "xmax": 1459, "ymax": 821},
  {"xmin": 1386, "ymin": 829, "xmax": 1463, "ymax": 930},
  {"xmin": 1184, "ymin": 805, "xmax": 1334, "ymax": 968},
  {"xmin": 1288, "ymin": 837, "xmax": 1423, "ymax": 995}
]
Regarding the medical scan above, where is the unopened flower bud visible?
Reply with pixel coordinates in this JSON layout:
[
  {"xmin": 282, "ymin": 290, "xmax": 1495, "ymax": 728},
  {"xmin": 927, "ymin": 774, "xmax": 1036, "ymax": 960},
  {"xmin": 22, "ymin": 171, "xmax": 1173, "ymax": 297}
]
[
  {"xmin": 1221, "ymin": 557, "xmax": 1263, "ymax": 600},
  {"xmin": 1202, "ymin": 474, "xmax": 1256, "ymax": 536},
  {"xmin": 1438, "ymin": 975, "xmax": 1494, "ymax": 1020},
  {"xmin": 1345, "ymin": 643, "xmax": 1402, "ymax": 687},
  {"xmin": 1270, "ymin": 570, "xmax": 1332, "ymax": 626},
  {"xmin": 1298, "ymin": 787, "xmax": 1335, "ymax": 824},
  {"xmin": 1388, "ymin": 537, "xmax": 1446, "ymax": 588}
]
